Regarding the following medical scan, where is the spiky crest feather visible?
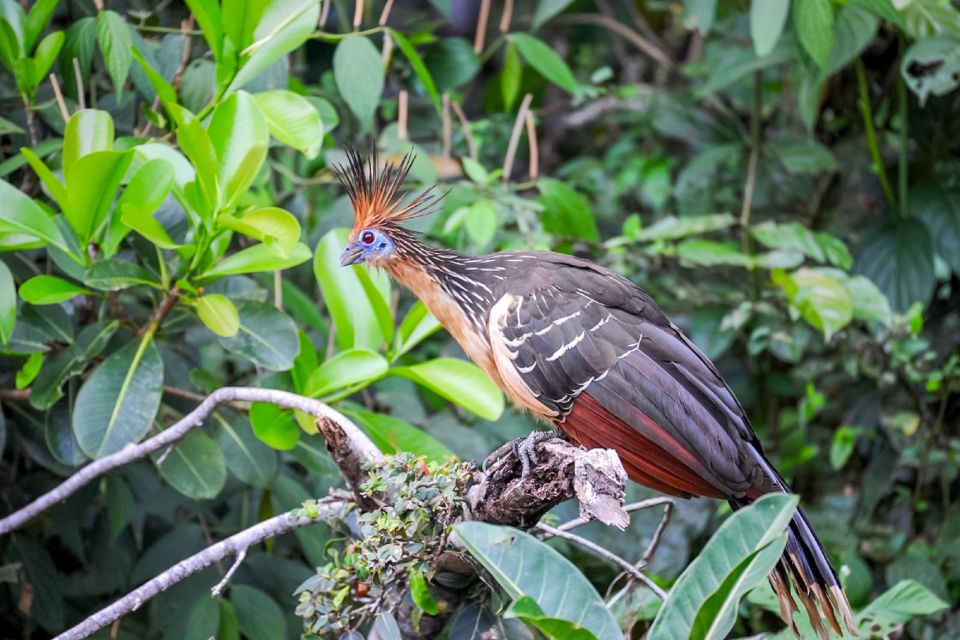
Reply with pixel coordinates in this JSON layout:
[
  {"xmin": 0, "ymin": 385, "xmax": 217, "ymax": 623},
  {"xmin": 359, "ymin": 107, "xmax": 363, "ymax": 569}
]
[{"xmin": 332, "ymin": 146, "xmax": 443, "ymax": 237}]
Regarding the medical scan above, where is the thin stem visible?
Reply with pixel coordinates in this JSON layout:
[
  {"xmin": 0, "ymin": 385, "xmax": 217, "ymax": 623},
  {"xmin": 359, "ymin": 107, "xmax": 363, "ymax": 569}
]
[
  {"xmin": 855, "ymin": 59, "xmax": 897, "ymax": 210},
  {"xmin": 502, "ymin": 93, "xmax": 533, "ymax": 181},
  {"xmin": 474, "ymin": 0, "xmax": 491, "ymax": 53}
]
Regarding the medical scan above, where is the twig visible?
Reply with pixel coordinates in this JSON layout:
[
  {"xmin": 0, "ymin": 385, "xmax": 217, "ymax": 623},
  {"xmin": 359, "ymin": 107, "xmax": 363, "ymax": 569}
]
[
  {"xmin": 450, "ymin": 100, "xmax": 477, "ymax": 160},
  {"xmin": 473, "ymin": 0, "xmax": 491, "ymax": 53},
  {"xmin": 0, "ymin": 388, "xmax": 378, "ymax": 536},
  {"xmin": 499, "ymin": 0, "xmax": 513, "ymax": 32},
  {"xmin": 273, "ymin": 270, "xmax": 283, "ymax": 308},
  {"xmin": 210, "ymin": 547, "xmax": 246, "ymax": 597},
  {"xmin": 397, "ymin": 89, "xmax": 408, "ymax": 141},
  {"xmin": 441, "ymin": 92, "xmax": 452, "ymax": 160},
  {"xmin": 555, "ymin": 14, "xmax": 674, "ymax": 70},
  {"xmin": 502, "ymin": 93, "xmax": 532, "ymax": 181},
  {"xmin": 49, "ymin": 74, "xmax": 70, "ymax": 122},
  {"xmin": 138, "ymin": 286, "xmax": 181, "ymax": 337},
  {"xmin": 553, "ymin": 497, "xmax": 673, "ymax": 533},
  {"xmin": 607, "ymin": 500, "xmax": 674, "ymax": 607},
  {"xmin": 524, "ymin": 109, "xmax": 539, "ymax": 180},
  {"xmin": 536, "ymin": 522, "xmax": 668, "ymax": 600},
  {"xmin": 72, "ymin": 58, "xmax": 86, "ymax": 109},
  {"xmin": 319, "ymin": 0, "xmax": 331, "ymax": 30},
  {"xmin": 353, "ymin": 0, "xmax": 364, "ymax": 29},
  {"xmin": 378, "ymin": 0, "xmax": 394, "ymax": 26},
  {"xmin": 53, "ymin": 498, "xmax": 345, "ymax": 640},
  {"xmin": 171, "ymin": 17, "xmax": 195, "ymax": 91}
]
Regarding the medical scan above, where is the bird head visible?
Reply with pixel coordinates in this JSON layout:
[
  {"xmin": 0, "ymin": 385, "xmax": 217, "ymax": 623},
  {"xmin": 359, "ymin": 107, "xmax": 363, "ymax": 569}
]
[{"xmin": 333, "ymin": 147, "xmax": 441, "ymax": 268}]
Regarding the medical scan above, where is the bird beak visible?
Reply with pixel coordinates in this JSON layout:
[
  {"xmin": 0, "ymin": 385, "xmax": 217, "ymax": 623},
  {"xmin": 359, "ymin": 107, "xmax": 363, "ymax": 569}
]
[{"xmin": 339, "ymin": 244, "xmax": 364, "ymax": 267}]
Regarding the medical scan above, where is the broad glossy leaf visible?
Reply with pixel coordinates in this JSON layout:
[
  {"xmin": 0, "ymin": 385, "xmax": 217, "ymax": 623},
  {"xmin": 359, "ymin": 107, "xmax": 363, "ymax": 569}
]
[
  {"xmin": 97, "ymin": 10, "xmax": 132, "ymax": 100},
  {"xmin": 227, "ymin": 0, "xmax": 320, "ymax": 92},
  {"xmin": 184, "ymin": 598, "xmax": 220, "ymax": 640},
  {"xmin": 456, "ymin": 522, "xmax": 620, "ymax": 640},
  {"xmin": 333, "ymin": 35, "xmax": 383, "ymax": 130},
  {"xmin": 249, "ymin": 401, "xmax": 299, "ymax": 450},
  {"xmin": 197, "ymin": 293, "xmax": 240, "ymax": 337},
  {"xmin": 208, "ymin": 91, "xmax": 269, "ymax": 208},
  {"xmin": 212, "ymin": 411, "xmax": 277, "ymax": 487},
  {"xmin": 218, "ymin": 207, "xmax": 301, "ymax": 253},
  {"xmin": 793, "ymin": 0, "xmax": 834, "ymax": 68},
  {"xmin": 305, "ymin": 348, "xmax": 388, "ymax": 397},
  {"xmin": 751, "ymin": 0, "xmax": 790, "ymax": 56},
  {"xmin": 0, "ymin": 178, "xmax": 71, "ymax": 256},
  {"xmin": 120, "ymin": 202, "xmax": 183, "ymax": 249},
  {"xmin": 313, "ymin": 228, "xmax": 385, "ymax": 351},
  {"xmin": 511, "ymin": 33, "xmax": 578, "ymax": 94},
  {"xmin": 344, "ymin": 405, "xmax": 455, "ymax": 463},
  {"xmin": 45, "ymin": 401, "xmax": 87, "ymax": 467},
  {"xmin": 855, "ymin": 217, "xmax": 935, "ymax": 312},
  {"xmin": 391, "ymin": 358, "xmax": 504, "ymax": 421},
  {"xmin": 19, "ymin": 275, "xmax": 90, "ymax": 305},
  {"xmin": 30, "ymin": 30, "xmax": 63, "ymax": 90},
  {"xmin": 0, "ymin": 258, "xmax": 14, "ymax": 344},
  {"xmin": 184, "ymin": 0, "xmax": 224, "ymax": 60},
  {"xmin": 231, "ymin": 585, "xmax": 286, "ymax": 640},
  {"xmin": 856, "ymin": 579, "xmax": 948, "ymax": 636},
  {"xmin": 61, "ymin": 17, "xmax": 96, "ymax": 99},
  {"xmin": 219, "ymin": 301, "xmax": 298, "ymax": 370},
  {"xmin": 156, "ymin": 430, "xmax": 226, "ymax": 499},
  {"xmin": 73, "ymin": 337, "xmax": 164, "ymax": 458},
  {"xmin": 424, "ymin": 37, "xmax": 480, "ymax": 91},
  {"xmin": 538, "ymin": 178, "xmax": 599, "ymax": 242},
  {"xmin": 253, "ymin": 89, "xmax": 323, "ymax": 157},
  {"xmin": 24, "ymin": 0, "xmax": 57, "ymax": 50},
  {"xmin": 200, "ymin": 241, "xmax": 311, "ymax": 279},
  {"xmin": 394, "ymin": 301, "xmax": 441, "ymax": 357},
  {"xmin": 84, "ymin": 260, "xmax": 158, "ymax": 291},
  {"xmin": 751, "ymin": 222, "xmax": 851, "ymax": 267},
  {"xmin": 105, "ymin": 157, "xmax": 175, "ymax": 256},
  {"xmin": 843, "ymin": 273, "xmax": 892, "ymax": 326},
  {"xmin": 20, "ymin": 147, "xmax": 67, "ymax": 208},
  {"xmin": 62, "ymin": 109, "xmax": 113, "ymax": 176},
  {"xmin": 65, "ymin": 149, "xmax": 134, "ymax": 242},
  {"xmin": 389, "ymin": 29, "xmax": 441, "ymax": 114},
  {"xmin": 29, "ymin": 320, "xmax": 117, "ymax": 410},
  {"xmin": 648, "ymin": 494, "xmax": 798, "ymax": 640},
  {"xmin": 912, "ymin": 184, "xmax": 960, "ymax": 274},
  {"xmin": 773, "ymin": 267, "xmax": 853, "ymax": 339}
]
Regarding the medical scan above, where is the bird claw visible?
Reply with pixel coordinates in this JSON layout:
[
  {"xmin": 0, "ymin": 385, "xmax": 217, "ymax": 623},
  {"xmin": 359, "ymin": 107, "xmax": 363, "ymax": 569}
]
[{"xmin": 482, "ymin": 430, "xmax": 560, "ymax": 480}]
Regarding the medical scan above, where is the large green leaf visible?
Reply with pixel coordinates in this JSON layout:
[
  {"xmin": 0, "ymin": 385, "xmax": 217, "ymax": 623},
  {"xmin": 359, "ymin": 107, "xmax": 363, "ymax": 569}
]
[
  {"xmin": 388, "ymin": 29, "xmax": 441, "ymax": 114},
  {"xmin": 219, "ymin": 301, "xmax": 299, "ymax": 370},
  {"xmin": 855, "ymin": 217, "xmax": 935, "ymax": 313},
  {"xmin": 249, "ymin": 402, "xmax": 300, "ymax": 450},
  {"xmin": 0, "ymin": 258, "xmax": 15, "ymax": 344},
  {"xmin": 423, "ymin": 37, "xmax": 480, "ymax": 91},
  {"xmin": 751, "ymin": 0, "xmax": 790, "ymax": 56},
  {"xmin": 96, "ymin": 10, "xmax": 131, "ymax": 100},
  {"xmin": 73, "ymin": 337, "xmax": 164, "ymax": 458},
  {"xmin": 856, "ymin": 579, "xmax": 948, "ymax": 636},
  {"xmin": 156, "ymin": 430, "xmax": 227, "ymax": 499},
  {"xmin": 104, "ymin": 157, "xmax": 175, "ymax": 256},
  {"xmin": 62, "ymin": 109, "xmax": 113, "ymax": 177},
  {"xmin": 912, "ymin": 184, "xmax": 960, "ymax": 275},
  {"xmin": 0, "ymin": 178, "xmax": 72, "ymax": 256},
  {"xmin": 391, "ymin": 357, "xmax": 504, "ymax": 421},
  {"xmin": 231, "ymin": 585, "xmax": 286, "ymax": 640},
  {"xmin": 344, "ymin": 405, "xmax": 455, "ymax": 463},
  {"xmin": 313, "ymin": 228, "xmax": 386, "ymax": 351},
  {"xmin": 333, "ymin": 35, "xmax": 384, "ymax": 130},
  {"xmin": 648, "ymin": 493, "xmax": 798, "ymax": 640},
  {"xmin": 253, "ymin": 89, "xmax": 323, "ymax": 158},
  {"xmin": 793, "ymin": 0, "xmax": 835, "ymax": 68},
  {"xmin": 305, "ymin": 348, "xmax": 388, "ymax": 397},
  {"xmin": 19, "ymin": 275, "xmax": 91, "ymax": 305},
  {"xmin": 511, "ymin": 33, "xmax": 578, "ymax": 94},
  {"xmin": 538, "ymin": 178, "xmax": 599, "ymax": 242},
  {"xmin": 83, "ymin": 260, "xmax": 158, "ymax": 292},
  {"xmin": 200, "ymin": 241, "xmax": 311, "ymax": 280},
  {"xmin": 208, "ymin": 91, "xmax": 269, "ymax": 208},
  {"xmin": 455, "ymin": 522, "xmax": 621, "ymax": 640},
  {"xmin": 394, "ymin": 301, "xmax": 442, "ymax": 357},
  {"xmin": 197, "ymin": 293, "xmax": 240, "ymax": 337},
  {"xmin": 772, "ymin": 267, "xmax": 853, "ymax": 339},
  {"xmin": 900, "ymin": 34, "xmax": 960, "ymax": 106},
  {"xmin": 217, "ymin": 207, "xmax": 302, "ymax": 254},
  {"xmin": 64, "ymin": 149, "xmax": 134, "ymax": 243},
  {"xmin": 29, "ymin": 320, "xmax": 117, "ymax": 410},
  {"xmin": 212, "ymin": 411, "xmax": 278, "ymax": 487}
]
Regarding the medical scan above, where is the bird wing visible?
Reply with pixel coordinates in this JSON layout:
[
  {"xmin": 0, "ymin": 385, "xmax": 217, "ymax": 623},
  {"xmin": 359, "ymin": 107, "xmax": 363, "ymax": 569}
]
[{"xmin": 487, "ymin": 258, "xmax": 772, "ymax": 499}]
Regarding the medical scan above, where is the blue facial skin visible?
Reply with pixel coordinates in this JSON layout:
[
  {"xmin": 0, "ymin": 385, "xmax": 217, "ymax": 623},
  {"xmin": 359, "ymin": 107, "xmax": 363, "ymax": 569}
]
[{"xmin": 340, "ymin": 228, "xmax": 395, "ymax": 266}]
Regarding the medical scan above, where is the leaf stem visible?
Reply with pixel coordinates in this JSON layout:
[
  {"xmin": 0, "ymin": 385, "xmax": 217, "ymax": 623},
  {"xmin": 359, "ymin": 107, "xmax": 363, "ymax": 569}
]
[{"xmin": 855, "ymin": 59, "xmax": 897, "ymax": 211}]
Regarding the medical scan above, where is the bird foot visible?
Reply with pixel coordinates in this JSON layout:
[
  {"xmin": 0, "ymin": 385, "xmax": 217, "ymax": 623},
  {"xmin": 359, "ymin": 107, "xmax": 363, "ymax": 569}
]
[{"xmin": 482, "ymin": 430, "xmax": 562, "ymax": 480}]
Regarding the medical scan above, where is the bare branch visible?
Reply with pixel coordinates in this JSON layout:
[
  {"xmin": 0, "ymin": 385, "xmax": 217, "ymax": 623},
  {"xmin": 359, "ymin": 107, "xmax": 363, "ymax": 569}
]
[
  {"xmin": 502, "ymin": 93, "xmax": 533, "ymax": 181},
  {"xmin": 450, "ymin": 100, "xmax": 477, "ymax": 160},
  {"xmin": 473, "ymin": 0, "xmax": 491, "ymax": 53},
  {"xmin": 53, "ymin": 498, "xmax": 346, "ymax": 640},
  {"xmin": 49, "ymin": 74, "xmax": 70, "ymax": 122},
  {"xmin": 210, "ymin": 547, "xmax": 247, "ymax": 598},
  {"xmin": 0, "ymin": 388, "xmax": 378, "ymax": 537}
]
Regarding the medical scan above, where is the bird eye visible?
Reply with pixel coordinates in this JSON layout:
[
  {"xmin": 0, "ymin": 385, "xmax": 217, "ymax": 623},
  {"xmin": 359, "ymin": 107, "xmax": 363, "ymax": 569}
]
[{"xmin": 361, "ymin": 231, "xmax": 376, "ymax": 245}]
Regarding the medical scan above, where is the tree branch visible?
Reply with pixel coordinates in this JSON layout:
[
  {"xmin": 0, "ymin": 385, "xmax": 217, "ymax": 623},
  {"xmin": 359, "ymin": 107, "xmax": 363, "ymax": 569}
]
[
  {"xmin": 52, "ymin": 498, "xmax": 346, "ymax": 640},
  {"xmin": 0, "ymin": 387, "xmax": 377, "ymax": 536}
]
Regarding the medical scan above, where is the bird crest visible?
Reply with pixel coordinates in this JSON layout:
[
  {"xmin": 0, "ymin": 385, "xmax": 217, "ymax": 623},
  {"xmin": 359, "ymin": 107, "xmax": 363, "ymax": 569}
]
[{"xmin": 332, "ymin": 147, "xmax": 442, "ymax": 236}]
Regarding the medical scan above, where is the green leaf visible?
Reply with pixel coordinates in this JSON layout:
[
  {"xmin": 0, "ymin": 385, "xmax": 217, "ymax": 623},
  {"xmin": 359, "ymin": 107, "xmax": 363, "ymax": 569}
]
[
  {"xmin": 156, "ymin": 430, "xmax": 226, "ymax": 499},
  {"xmin": 0, "ymin": 259, "xmax": 15, "ymax": 344},
  {"xmin": 683, "ymin": 0, "xmax": 719, "ymax": 34},
  {"xmin": 501, "ymin": 42, "xmax": 522, "ymax": 111},
  {"xmin": 200, "ymin": 241, "xmax": 311, "ymax": 279},
  {"xmin": 253, "ymin": 89, "xmax": 324, "ymax": 157},
  {"xmin": 175, "ymin": 111, "xmax": 220, "ymax": 211},
  {"xmin": 533, "ymin": 0, "xmax": 575, "ymax": 29},
  {"xmin": 751, "ymin": 0, "xmax": 791, "ymax": 57},
  {"xmin": 455, "ymin": 522, "xmax": 621, "ymax": 640},
  {"xmin": 219, "ymin": 300, "xmax": 299, "ymax": 370},
  {"xmin": 208, "ymin": 91, "xmax": 269, "ymax": 208},
  {"xmin": 197, "ymin": 293, "xmax": 240, "ymax": 337},
  {"xmin": 511, "ymin": 33, "xmax": 578, "ymax": 94},
  {"xmin": 538, "ymin": 178, "xmax": 599, "ymax": 242},
  {"xmin": 62, "ymin": 109, "xmax": 114, "ymax": 177},
  {"xmin": 65, "ymin": 150, "xmax": 134, "ymax": 243},
  {"xmin": 120, "ymin": 203, "xmax": 183, "ymax": 249},
  {"xmin": 793, "ymin": 0, "xmax": 835, "ymax": 69},
  {"xmin": 830, "ymin": 426, "xmax": 858, "ymax": 470},
  {"xmin": 217, "ymin": 207, "xmax": 302, "ymax": 254},
  {"xmin": 648, "ymin": 494, "xmax": 799, "ymax": 640},
  {"xmin": 409, "ymin": 570, "xmax": 439, "ymax": 615},
  {"xmin": 391, "ymin": 358, "xmax": 504, "ymax": 421},
  {"xmin": 313, "ymin": 228, "xmax": 386, "ymax": 351},
  {"xmin": 60, "ymin": 17, "xmax": 96, "ymax": 100},
  {"xmin": 212, "ymin": 411, "xmax": 277, "ymax": 487},
  {"xmin": 19, "ymin": 275, "xmax": 90, "ymax": 305},
  {"xmin": 674, "ymin": 240, "xmax": 753, "ymax": 267},
  {"xmin": 773, "ymin": 267, "xmax": 854, "ymax": 339},
  {"xmin": 506, "ymin": 596, "xmax": 598, "ymax": 640},
  {"xmin": 464, "ymin": 199, "xmax": 498, "ymax": 249},
  {"xmin": 249, "ymin": 401, "xmax": 300, "ymax": 450},
  {"xmin": 227, "ymin": 0, "xmax": 320, "ymax": 92},
  {"xmin": 424, "ymin": 37, "xmax": 480, "ymax": 92},
  {"xmin": 20, "ymin": 146, "xmax": 67, "ymax": 209},
  {"xmin": 857, "ymin": 580, "xmax": 948, "ymax": 635},
  {"xmin": 305, "ymin": 348, "xmax": 388, "ymax": 397},
  {"xmin": 751, "ymin": 222, "xmax": 850, "ymax": 267},
  {"xmin": 856, "ymin": 217, "xmax": 935, "ymax": 313},
  {"xmin": 912, "ymin": 184, "xmax": 960, "ymax": 275},
  {"xmin": 389, "ymin": 29, "xmax": 441, "ymax": 114},
  {"xmin": 104, "ymin": 157, "xmax": 175, "ymax": 257},
  {"xmin": 96, "ymin": 11, "xmax": 132, "ymax": 101},
  {"xmin": 0, "ymin": 179, "xmax": 72, "ymax": 256},
  {"xmin": 394, "ymin": 301, "xmax": 441, "ymax": 357},
  {"xmin": 344, "ymin": 406, "xmax": 455, "ymax": 463},
  {"xmin": 769, "ymin": 136, "xmax": 837, "ymax": 174},
  {"xmin": 73, "ymin": 337, "xmax": 164, "ymax": 458},
  {"xmin": 843, "ymin": 273, "xmax": 892, "ymax": 325},
  {"xmin": 29, "ymin": 321, "xmax": 118, "ymax": 410},
  {"xmin": 231, "ymin": 585, "xmax": 286, "ymax": 640},
  {"xmin": 184, "ymin": 0, "xmax": 224, "ymax": 60},
  {"xmin": 130, "ymin": 45, "xmax": 178, "ymax": 112},
  {"xmin": 333, "ymin": 35, "xmax": 384, "ymax": 131},
  {"xmin": 901, "ymin": 35, "xmax": 960, "ymax": 106},
  {"xmin": 372, "ymin": 613, "xmax": 402, "ymax": 640},
  {"xmin": 635, "ymin": 214, "xmax": 736, "ymax": 242},
  {"xmin": 184, "ymin": 598, "xmax": 220, "ymax": 640},
  {"xmin": 16, "ymin": 352, "xmax": 42, "ymax": 388},
  {"xmin": 30, "ymin": 30, "xmax": 63, "ymax": 89},
  {"xmin": 24, "ymin": 0, "xmax": 57, "ymax": 51}
]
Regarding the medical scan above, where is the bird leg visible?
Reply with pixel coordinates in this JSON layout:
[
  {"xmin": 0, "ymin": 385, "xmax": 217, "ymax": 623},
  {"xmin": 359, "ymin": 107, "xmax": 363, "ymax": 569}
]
[{"xmin": 482, "ymin": 430, "xmax": 565, "ymax": 479}]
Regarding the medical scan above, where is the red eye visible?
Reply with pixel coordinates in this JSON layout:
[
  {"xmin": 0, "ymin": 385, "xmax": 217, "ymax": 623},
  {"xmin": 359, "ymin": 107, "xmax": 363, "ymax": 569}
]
[{"xmin": 361, "ymin": 231, "xmax": 375, "ymax": 244}]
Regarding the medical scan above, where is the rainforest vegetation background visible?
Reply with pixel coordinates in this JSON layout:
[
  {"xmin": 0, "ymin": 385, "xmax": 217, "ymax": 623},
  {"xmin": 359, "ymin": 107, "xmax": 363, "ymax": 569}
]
[{"xmin": 0, "ymin": 0, "xmax": 959, "ymax": 638}]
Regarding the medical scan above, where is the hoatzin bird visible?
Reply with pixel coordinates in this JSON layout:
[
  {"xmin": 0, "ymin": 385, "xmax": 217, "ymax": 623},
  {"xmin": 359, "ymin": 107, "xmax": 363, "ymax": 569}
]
[{"xmin": 334, "ymin": 149, "xmax": 857, "ymax": 638}]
